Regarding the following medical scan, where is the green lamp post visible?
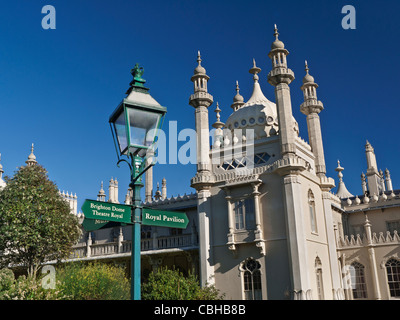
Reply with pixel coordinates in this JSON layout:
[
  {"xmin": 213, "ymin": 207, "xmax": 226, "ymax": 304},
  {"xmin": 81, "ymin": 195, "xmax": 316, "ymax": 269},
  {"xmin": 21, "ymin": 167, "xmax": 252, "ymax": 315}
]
[{"xmin": 109, "ymin": 64, "xmax": 167, "ymax": 300}]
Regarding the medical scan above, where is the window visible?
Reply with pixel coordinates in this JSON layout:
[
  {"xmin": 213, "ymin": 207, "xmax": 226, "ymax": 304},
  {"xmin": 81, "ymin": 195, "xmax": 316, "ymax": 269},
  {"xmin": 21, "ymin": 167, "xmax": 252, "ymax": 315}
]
[
  {"xmin": 234, "ymin": 198, "xmax": 255, "ymax": 230},
  {"xmin": 141, "ymin": 226, "xmax": 152, "ymax": 239},
  {"xmin": 351, "ymin": 224, "xmax": 364, "ymax": 237},
  {"xmin": 315, "ymin": 257, "xmax": 324, "ymax": 300},
  {"xmin": 308, "ymin": 190, "xmax": 317, "ymax": 233},
  {"xmin": 242, "ymin": 258, "xmax": 262, "ymax": 300},
  {"xmin": 350, "ymin": 262, "xmax": 368, "ymax": 299},
  {"xmin": 387, "ymin": 221, "xmax": 400, "ymax": 237},
  {"xmin": 386, "ymin": 258, "xmax": 400, "ymax": 298},
  {"xmin": 254, "ymin": 152, "xmax": 270, "ymax": 165}
]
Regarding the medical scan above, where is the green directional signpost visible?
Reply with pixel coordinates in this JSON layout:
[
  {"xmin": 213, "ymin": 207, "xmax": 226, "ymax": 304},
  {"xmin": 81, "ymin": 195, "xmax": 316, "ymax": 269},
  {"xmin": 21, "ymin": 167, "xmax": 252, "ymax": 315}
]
[
  {"xmin": 81, "ymin": 199, "xmax": 132, "ymax": 224},
  {"xmin": 81, "ymin": 199, "xmax": 133, "ymax": 232},
  {"xmin": 142, "ymin": 208, "xmax": 188, "ymax": 229}
]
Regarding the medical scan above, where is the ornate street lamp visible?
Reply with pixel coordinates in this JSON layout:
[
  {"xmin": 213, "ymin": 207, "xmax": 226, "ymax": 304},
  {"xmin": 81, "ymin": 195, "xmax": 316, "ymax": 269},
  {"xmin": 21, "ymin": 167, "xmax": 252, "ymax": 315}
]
[{"xmin": 109, "ymin": 64, "xmax": 167, "ymax": 300}]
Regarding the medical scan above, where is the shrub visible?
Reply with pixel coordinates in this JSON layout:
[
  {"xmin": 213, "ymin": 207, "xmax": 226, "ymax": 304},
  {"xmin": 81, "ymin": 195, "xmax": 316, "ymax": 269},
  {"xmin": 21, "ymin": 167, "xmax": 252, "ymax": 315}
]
[
  {"xmin": 0, "ymin": 268, "xmax": 67, "ymax": 300},
  {"xmin": 141, "ymin": 267, "xmax": 224, "ymax": 300},
  {"xmin": 57, "ymin": 262, "xmax": 130, "ymax": 300}
]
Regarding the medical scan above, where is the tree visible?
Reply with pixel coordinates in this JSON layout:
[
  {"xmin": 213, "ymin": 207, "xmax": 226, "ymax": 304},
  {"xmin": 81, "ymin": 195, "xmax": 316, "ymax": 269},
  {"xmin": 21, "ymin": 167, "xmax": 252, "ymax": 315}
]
[
  {"xmin": 141, "ymin": 267, "xmax": 224, "ymax": 300},
  {"xmin": 0, "ymin": 164, "xmax": 81, "ymax": 278}
]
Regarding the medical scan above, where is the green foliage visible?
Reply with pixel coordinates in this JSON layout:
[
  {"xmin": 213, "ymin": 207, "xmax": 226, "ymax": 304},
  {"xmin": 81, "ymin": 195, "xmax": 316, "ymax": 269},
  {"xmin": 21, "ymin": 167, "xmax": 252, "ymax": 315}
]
[
  {"xmin": 56, "ymin": 262, "xmax": 130, "ymax": 300},
  {"xmin": 0, "ymin": 268, "xmax": 67, "ymax": 300},
  {"xmin": 141, "ymin": 267, "xmax": 224, "ymax": 300},
  {"xmin": 0, "ymin": 164, "xmax": 82, "ymax": 277}
]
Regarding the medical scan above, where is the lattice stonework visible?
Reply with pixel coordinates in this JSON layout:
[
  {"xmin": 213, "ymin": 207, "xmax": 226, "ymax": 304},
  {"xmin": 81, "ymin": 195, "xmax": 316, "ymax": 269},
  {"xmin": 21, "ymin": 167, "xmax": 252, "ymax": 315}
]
[{"xmin": 221, "ymin": 153, "xmax": 270, "ymax": 170}]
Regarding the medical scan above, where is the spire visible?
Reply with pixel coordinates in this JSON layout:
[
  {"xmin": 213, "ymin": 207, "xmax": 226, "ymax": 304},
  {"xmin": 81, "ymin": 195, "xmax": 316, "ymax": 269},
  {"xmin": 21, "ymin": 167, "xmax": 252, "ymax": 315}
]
[
  {"xmin": 300, "ymin": 61, "xmax": 321, "ymax": 108},
  {"xmin": 230, "ymin": 81, "xmax": 245, "ymax": 111},
  {"xmin": 302, "ymin": 60, "xmax": 315, "ymax": 85},
  {"xmin": 271, "ymin": 24, "xmax": 285, "ymax": 50},
  {"xmin": 189, "ymin": 50, "xmax": 213, "ymax": 106},
  {"xmin": 97, "ymin": 181, "xmax": 106, "ymax": 202},
  {"xmin": 335, "ymin": 160, "xmax": 354, "ymax": 199},
  {"xmin": 267, "ymin": 24, "xmax": 296, "ymax": 157},
  {"xmin": 190, "ymin": 50, "xmax": 210, "ymax": 95},
  {"xmin": 26, "ymin": 143, "xmax": 37, "ymax": 166},
  {"xmin": 365, "ymin": 140, "xmax": 382, "ymax": 195},
  {"xmin": 300, "ymin": 61, "xmax": 326, "ymax": 177},
  {"xmin": 247, "ymin": 59, "xmax": 270, "ymax": 105},
  {"xmin": 385, "ymin": 168, "xmax": 393, "ymax": 192},
  {"xmin": 212, "ymin": 102, "xmax": 225, "ymax": 149},
  {"xmin": 162, "ymin": 177, "xmax": 167, "ymax": 200},
  {"xmin": 154, "ymin": 182, "xmax": 162, "ymax": 200},
  {"xmin": 189, "ymin": 50, "xmax": 213, "ymax": 182}
]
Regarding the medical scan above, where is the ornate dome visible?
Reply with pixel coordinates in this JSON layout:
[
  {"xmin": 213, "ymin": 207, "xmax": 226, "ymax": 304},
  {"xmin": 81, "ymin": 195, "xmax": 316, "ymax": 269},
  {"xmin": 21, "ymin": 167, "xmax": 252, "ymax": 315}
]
[
  {"xmin": 225, "ymin": 61, "xmax": 298, "ymax": 140},
  {"xmin": 194, "ymin": 51, "xmax": 206, "ymax": 75}
]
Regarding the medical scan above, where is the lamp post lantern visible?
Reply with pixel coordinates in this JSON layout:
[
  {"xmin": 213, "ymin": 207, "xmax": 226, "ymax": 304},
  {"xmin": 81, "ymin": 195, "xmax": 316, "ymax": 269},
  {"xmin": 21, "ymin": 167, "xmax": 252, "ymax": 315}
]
[{"xmin": 109, "ymin": 64, "xmax": 167, "ymax": 300}]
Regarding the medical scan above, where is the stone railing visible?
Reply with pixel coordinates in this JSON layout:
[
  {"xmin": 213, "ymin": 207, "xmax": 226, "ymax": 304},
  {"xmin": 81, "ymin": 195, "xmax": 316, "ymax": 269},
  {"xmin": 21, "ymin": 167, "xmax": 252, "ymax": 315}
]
[
  {"xmin": 338, "ymin": 230, "xmax": 400, "ymax": 249},
  {"xmin": 70, "ymin": 233, "xmax": 198, "ymax": 259}
]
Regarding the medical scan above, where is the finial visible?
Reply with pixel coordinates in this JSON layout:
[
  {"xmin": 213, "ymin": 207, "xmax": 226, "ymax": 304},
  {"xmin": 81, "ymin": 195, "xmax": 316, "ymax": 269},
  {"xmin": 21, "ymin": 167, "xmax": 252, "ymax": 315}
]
[
  {"xmin": 249, "ymin": 59, "xmax": 261, "ymax": 81},
  {"xmin": 274, "ymin": 24, "xmax": 279, "ymax": 39},
  {"xmin": 335, "ymin": 160, "xmax": 344, "ymax": 181},
  {"xmin": 335, "ymin": 160, "xmax": 354, "ymax": 199},
  {"xmin": 214, "ymin": 102, "xmax": 221, "ymax": 122},
  {"xmin": 305, "ymin": 60, "xmax": 309, "ymax": 74},
  {"xmin": 197, "ymin": 50, "xmax": 202, "ymax": 65},
  {"xmin": 26, "ymin": 143, "xmax": 37, "ymax": 166}
]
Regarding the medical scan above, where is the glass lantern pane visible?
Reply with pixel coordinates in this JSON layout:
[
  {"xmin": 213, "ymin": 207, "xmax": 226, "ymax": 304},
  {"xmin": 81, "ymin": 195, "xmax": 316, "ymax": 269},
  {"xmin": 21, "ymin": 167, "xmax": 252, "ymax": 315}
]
[
  {"xmin": 127, "ymin": 108, "xmax": 161, "ymax": 149},
  {"xmin": 114, "ymin": 111, "xmax": 128, "ymax": 154}
]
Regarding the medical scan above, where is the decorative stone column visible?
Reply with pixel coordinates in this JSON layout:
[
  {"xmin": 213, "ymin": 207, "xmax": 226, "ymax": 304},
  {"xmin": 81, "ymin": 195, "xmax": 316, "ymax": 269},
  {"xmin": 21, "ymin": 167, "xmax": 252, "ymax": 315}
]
[
  {"xmin": 364, "ymin": 214, "xmax": 382, "ymax": 300},
  {"xmin": 224, "ymin": 189, "xmax": 236, "ymax": 253},
  {"xmin": 252, "ymin": 182, "xmax": 265, "ymax": 255}
]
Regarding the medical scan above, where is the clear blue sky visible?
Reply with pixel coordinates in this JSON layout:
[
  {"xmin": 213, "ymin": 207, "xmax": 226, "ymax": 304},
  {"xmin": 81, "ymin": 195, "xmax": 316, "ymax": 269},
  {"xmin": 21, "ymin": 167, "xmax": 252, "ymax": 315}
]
[{"xmin": 0, "ymin": 0, "xmax": 399, "ymax": 211}]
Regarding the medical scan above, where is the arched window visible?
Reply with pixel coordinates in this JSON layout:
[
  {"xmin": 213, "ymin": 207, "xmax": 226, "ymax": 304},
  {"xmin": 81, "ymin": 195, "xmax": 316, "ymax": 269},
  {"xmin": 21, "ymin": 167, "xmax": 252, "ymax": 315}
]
[
  {"xmin": 386, "ymin": 258, "xmax": 400, "ymax": 297},
  {"xmin": 308, "ymin": 190, "xmax": 317, "ymax": 233},
  {"xmin": 241, "ymin": 258, "xmax": 262, "ymax": 300},
  {"xmin": 315, "ymin": 257, "xmax": 324, "ymax": 300},
  {"xmin": 350, "ymin": 262, "xmax": 368, "ymax": 299}
]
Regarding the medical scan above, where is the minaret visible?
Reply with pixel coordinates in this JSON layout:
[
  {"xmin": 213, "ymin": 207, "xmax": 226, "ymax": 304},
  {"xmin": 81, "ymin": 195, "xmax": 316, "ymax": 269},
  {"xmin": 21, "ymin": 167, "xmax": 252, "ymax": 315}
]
[
  {"xmin": 188, "ymin": 51, "xmax": 214, "ymax": 287},
  {"xmin": 385, "ymin": 169, "xmax": 393, "ymax": 192},
  {"xmin": 26, "ymin": 143, "xmax": 37, "ymax": 167},
  {"xmin": 97, "ymin": 181, "xmax": 106, "ymax": 202},
  {"xmin": 113, "ymin": 178, "xmax": 119, "ymax": 203},
  {"xmin": 365, "ymin": 141, "xmax": 382, "ymax": 195},
  {"xmin": 212, "ymin": 102, "xmax": 225, "ymax": 149},
  {"xmin": 267, "ymin": 25, "xmax": 296, "ymax": 157},
  {"xmin": 189, "ymin": 51, "xmax": 214, "ymax": 180},
  {"xmin": 154, "ymin": 182, "xmax": 162, "ymax": 200},
  {"xmin": 108, "ymin": 178, "xmax": 115, "ymax": 203},
  {"xmin": 300, "ymin": 61, "xmax": 326, "ymax": 177},
  {"xmin": 161, "ymin": 177, "xmax": 167, "ymax": 200}
]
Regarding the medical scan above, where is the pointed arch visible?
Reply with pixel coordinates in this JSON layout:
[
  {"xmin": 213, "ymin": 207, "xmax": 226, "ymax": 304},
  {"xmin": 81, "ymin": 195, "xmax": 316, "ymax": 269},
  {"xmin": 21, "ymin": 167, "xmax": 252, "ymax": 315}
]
[
  {"xmin": 315, "ymin": 256, "xmax": 324, "ymax": 300},
  {"xmin": 385, "ymin": 258, "xmax": 400, "ymax": 297},
  {"xmin": 308, "ymin": 189, "xmax": 317, "ymax": 233}
]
